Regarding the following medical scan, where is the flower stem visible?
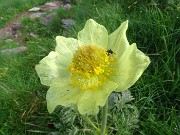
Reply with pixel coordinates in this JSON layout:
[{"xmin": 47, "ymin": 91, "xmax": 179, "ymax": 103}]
[
  {"xmin": 84, "ymin": 115, "xmax": 99, "ymax": 131},
  {"xmin": 101, "ymin": 101, "xmax": 108, "ymax": 135}
]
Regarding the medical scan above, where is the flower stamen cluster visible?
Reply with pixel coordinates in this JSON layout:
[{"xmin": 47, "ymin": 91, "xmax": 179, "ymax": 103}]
[{"xmin": 67, "ymin": 45, "xmax": 116, "ymax": 90}]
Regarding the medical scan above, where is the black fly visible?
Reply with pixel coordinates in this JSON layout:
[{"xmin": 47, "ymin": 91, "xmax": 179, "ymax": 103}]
[{"xmin": 106, "ymin": 49, "xmax": 115, "ymax": 56}]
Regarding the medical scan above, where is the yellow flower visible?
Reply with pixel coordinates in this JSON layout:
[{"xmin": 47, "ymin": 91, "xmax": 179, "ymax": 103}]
[{"xmin": 35, "ymin": 19, "xmax": 150, "ymax": 115}]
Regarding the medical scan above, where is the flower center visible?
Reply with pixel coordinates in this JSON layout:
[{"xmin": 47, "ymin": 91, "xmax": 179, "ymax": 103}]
[{"xmin": 67, "ymin": 45, "xmax": 116, "ymax": 90}]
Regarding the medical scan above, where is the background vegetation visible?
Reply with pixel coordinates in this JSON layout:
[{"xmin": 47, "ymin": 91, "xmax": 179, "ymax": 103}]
[{"xmin": 0, "ymin": 0, "xmax": 179, "ymax": 134}]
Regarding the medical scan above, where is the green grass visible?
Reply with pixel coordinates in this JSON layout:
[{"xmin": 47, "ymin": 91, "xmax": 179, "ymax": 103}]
[
  {"xmin": 0, "ymin": 0, "xmax": 49, "ymax": 28},
  {"xmin": 0, "ymin": 0, "xmax": 179, "ymax": 134}
]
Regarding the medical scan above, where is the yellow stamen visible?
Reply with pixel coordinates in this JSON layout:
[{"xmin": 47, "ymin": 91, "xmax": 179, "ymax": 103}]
[{"xmin": 67, "ymin": 45, "xmax": 116, "ymax": 90}]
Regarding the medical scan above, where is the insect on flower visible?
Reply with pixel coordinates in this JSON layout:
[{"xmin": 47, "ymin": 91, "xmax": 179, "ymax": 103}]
[{"xmin": 106, "ymin": 49, "xmax": 115, "ymax": 55}]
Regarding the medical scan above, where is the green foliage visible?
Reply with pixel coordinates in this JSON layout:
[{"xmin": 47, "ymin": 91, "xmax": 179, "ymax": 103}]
[
  {"xmin": 0, "ymin": 0, "xmax": 179, "ymax": 134},
  {"xmin": 108, "ymin": 91, "xmax": 139, "ymax": 135},
  {"xmin": 0, "ymin": 0, "xmax": 49, "ymax": 27}
]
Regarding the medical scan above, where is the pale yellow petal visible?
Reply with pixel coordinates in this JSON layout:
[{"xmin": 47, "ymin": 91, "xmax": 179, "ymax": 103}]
[
  {"xmin": 78, "ymin": 90, "xmax": 99, "ymax": 115},
  {"xmin": 96, "ymin": 80, "xmax": 118, "ymax": 106},
  {"xmin": 55, "ymin": 36, "xmax": 79, "ymax": 58},
  {"xmin": 111, "ymin": 43, "xmax": 150, "ymax": 92},
  {"xmin": 35, "ymin": 51, "xmax": 69, "ymax": 86},
  {"xmin": 78, "ymin": 19, "xmax": 108, "ymax": 48},
  {"xmin": 108, "ymin": 20, "xmax": 129, "ymax": 58},
  {"xmin": 46, "ymin": 79, "xmax": 84, "ymax": 113},
  {"xmin": 77, "ymin": 80, "xmax": 118, "ymax": 115}
]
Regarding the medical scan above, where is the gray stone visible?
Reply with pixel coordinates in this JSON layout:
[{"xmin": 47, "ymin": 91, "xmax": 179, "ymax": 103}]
[
  {"xmin": 29, "ymin": 7, "xmax": 41, "ymax": 12},
  {"xmin": 41, "ymin": 12, "xmax": 56, "ymax": 25},
  {"xmin": 0, "ymin": 28, "xmax": 12, "ymax": 38},
  {"xmin": 11, "ymin": 23, "xmax": 22, "ymax": 36},
  {"xmin": 61, "ymin": 19, "xmax": 75, "ymax": 28},
  {"xmin": 1, "ymin": 46, "xmax": 28, "ymax": 55},
  {"xmin": 4, "ymin": 39, "xmax": 13, "ymax": 42},
  {"xmin": 40, "ymin": 2, "xmax": 59, "ymax": 11},
  {"xmin": 30, "ymin": 13, "xmax": 46, "ymax": 19},
  {"xmin": 63, "ymin": 4, "xmax": 71, "ymax": 10},
  {"xmin": 29, "ymin": 32, "xmax": 39, "ymax": 38},
  {"xmin": 12, "ymin": 23, "xmax": 21, "ymax": 30}
]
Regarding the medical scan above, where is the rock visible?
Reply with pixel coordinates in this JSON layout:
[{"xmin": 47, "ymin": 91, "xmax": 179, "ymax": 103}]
[
  {"xmin": 0, "ymin": 28, "xmax": 12, "ymax": 38},
  {"xmin": 29, "ymin": 7, "xmax": 41, "ymax": 12},
  {"xmin": 61, "ymin": 19, "xmax": 75, "ymax": 28},
  {"xmin": 11, "ymin": 23, "xmax": 21, "ymax": 36},
  {"xmin": 45, "ymin": 2, "xmax": 58, "ymax": 7},
  {"xmin": 29, "ymin": 2, "xmax": 61, "ymax": 12},
  {"xmin": 40, "ymin": 2, "xmax": 59, "ymax": 11},
  {"xmin": 1, "ymin": 46, "xmax": 28, "ymax": 55},
  {"xmin": 4, "ymin": 39, "xmax": 13, "ymax": 42},
  {"xmin": 14, "ymin": 34, "xmax": 19, "ymax": 38},
  {"xmin": 12, "ymin": 23, "xmax": 21, "ymax": 33},
  {"xmin": 30, "ymin": 12, "xmax": 46, "ymax": 19},
  {"xmin": 12, "ymin": 23, "xmax": 21, "ymax": 29},
  {"xmin": 41, "ymin": 12, "xmax": 56, "ymax": 25},
  {"xmin": 63, "ymin": 4, "xmax": 71, "ymax": 10},
  {"xmin": 29, "ymin": 32, "xmax": 39, "ymax": 38}
]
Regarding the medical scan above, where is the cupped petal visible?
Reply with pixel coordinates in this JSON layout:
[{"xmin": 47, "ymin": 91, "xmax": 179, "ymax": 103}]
[
  {"xmin": 111, "ymin": 43, "xmax": 150, "ymax": 92},
  {"xmin": 96, "ymin": 80, "xmax": 118, "ymax": 106},
  {"xmin": 77, "ymin": 80, "xmax": 118, "ymax": 115},
  {"xmin": 108, "ymin": 20, "xmax": 129, "ymax": 58},
  {"xmin": 78, "ymin": 19, "xmax": 108, "ymax": 48},
  {"xmin": 35, "ymin": 51, "xmax": 69, "ymax": 86},
  {"xmin": 55, "ymin": 36, "xmax": 79, "ymax": 58},
  {"xmin": 46, "ymin": 79, "xmax": 84, "ymax": 113}
]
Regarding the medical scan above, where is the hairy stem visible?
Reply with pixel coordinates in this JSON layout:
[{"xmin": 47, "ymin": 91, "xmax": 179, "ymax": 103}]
[{"xmin": 101, "ymin": 101, "xmax": 108, "ymax": 135}]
